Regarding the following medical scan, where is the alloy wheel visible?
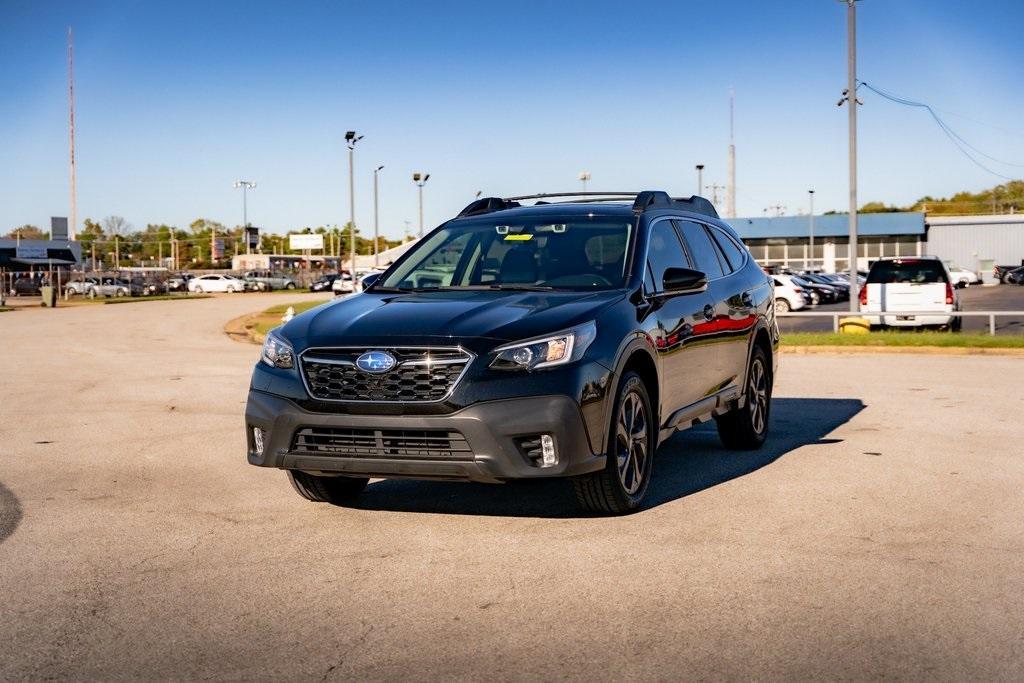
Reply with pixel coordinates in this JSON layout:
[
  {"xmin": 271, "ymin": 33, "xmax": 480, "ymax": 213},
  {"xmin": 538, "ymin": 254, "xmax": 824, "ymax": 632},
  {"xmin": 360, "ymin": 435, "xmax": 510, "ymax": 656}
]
[
  {"xmin": 748, "ymin": 357, "xmax": 769, "ymax": 435},
  {"xmin": 615, "ymin": 391, "xmax": 649, "ymax": 495}
]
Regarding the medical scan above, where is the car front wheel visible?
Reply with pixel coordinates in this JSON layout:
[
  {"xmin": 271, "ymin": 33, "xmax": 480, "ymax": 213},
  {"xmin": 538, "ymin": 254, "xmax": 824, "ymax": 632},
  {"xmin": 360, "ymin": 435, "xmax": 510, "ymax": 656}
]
[
  {"xmin": 716, "ymin": 344, "xmax": 771, "ymax": 450},
  {"xmin": 572, "ymin": 371, "xmax": 655, "ymax": 515},
  {"xmin": 285, "ymin": 282, "xmax": 296, "ymax": 290},
  {"xmin": 288, "ymin": 471, "xmax": 368, "ymax": 505}
]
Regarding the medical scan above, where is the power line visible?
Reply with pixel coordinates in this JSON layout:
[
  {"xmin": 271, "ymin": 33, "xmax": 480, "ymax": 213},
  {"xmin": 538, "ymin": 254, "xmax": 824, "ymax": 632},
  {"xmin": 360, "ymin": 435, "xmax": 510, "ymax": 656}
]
[{"xmin": 858, "ymin": 81, "xmax": 1024, "ymax": 180}]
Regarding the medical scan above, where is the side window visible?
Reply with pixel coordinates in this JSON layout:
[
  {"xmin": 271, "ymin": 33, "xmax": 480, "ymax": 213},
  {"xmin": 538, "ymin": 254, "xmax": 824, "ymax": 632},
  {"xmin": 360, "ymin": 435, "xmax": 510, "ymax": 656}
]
[
  {"xmin": 708, "ymin": 226, "xmax": 747, "ymax": 272},
  {"xmin": 674, "ymin": 221, "xmax": 725, "ymax": 279},
  {"xmin": 773, "ymin": 278, "xmax": 784, "ymax": 287},
  {"xmin": 645, "ymin": 221, "xmax": 692, "ymax": 293}
]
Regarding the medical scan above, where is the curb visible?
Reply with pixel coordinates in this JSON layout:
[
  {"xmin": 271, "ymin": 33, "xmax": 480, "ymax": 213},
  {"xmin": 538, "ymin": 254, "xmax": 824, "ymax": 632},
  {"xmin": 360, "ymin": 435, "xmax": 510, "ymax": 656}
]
[{"xmin": 781, "ymin": 344, "xmax": 1024, "ymax": 356}]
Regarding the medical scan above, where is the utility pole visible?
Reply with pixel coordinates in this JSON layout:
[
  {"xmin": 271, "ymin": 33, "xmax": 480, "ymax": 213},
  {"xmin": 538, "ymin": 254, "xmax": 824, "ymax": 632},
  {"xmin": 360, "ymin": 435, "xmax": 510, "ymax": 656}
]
[
  {"xmin": 726, "ymin": 88, "xmax": 737, "ymax": 219},
  {"xmin": 413, "ymin": 172, "xmax": 430, "ymax": 237},
  {"xmin": 233, "ymin": 180, "xmax": 256, "ymax": 254},
  {"xmin": 578, "ymin": 171, "xmax": 591, "ymax": 193},
  {"xmin": 695, "ymin": 165, "xmax": 704, "ymax": 197},
  {"xmin": 808, "ymin": 189, "xmax": 816, "ymax": 271},
  {"xmin": 114, "ymin": 235, "xmax": 120, "ymax": 268},
  {"xmin": 839, "ymin": 0, "xmax": 861, "ymax": 311},
  {"xmin": 345, "ymin": 131, "xmax": 363, "ymax": 275},
  {"xmin": 373, "ymin": 165, "xmax": 384, "ymax": 267},
  {"xmin": 67, "ymin": 27, "xmax": 77, "ymax": 239},
  {"xmin": 705, "ymin": 182, "xmax": 726, "ymax": 208}
]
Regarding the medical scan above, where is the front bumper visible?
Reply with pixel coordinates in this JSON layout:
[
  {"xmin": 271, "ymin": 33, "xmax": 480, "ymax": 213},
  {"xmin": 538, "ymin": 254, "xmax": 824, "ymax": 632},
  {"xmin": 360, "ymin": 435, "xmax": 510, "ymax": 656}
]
[{"xmin": 245, "ymin": 390, "xmax": 605, "ymax": 483}]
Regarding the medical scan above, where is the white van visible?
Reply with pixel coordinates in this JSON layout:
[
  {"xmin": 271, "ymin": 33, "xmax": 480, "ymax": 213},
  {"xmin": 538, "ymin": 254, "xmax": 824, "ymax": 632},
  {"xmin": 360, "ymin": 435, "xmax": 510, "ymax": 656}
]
[{"xmin": 861, "ymin": 257, "xmax": 961, "ymax": 330}]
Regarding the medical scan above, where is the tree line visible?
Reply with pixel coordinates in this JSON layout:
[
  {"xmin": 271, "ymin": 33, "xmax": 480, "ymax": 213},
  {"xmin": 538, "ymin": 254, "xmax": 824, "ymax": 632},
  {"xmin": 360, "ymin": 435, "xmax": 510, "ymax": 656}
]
[{"xmin": 2, "ymin": 217, "xmax": 407, "ymax": 269}]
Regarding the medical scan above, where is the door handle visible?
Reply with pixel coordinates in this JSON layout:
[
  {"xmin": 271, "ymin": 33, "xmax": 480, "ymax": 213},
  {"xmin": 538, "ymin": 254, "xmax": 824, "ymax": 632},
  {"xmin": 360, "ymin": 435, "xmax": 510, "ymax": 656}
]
[{"xmin": 702, "ymin": 304, "xmax": 715, "ymax": 321}]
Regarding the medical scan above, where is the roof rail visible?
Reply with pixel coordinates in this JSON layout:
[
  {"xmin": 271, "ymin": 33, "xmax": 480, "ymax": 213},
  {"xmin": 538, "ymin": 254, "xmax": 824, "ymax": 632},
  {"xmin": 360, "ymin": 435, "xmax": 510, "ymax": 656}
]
[{"xmin": 457, "ymin": 190, "xmax": 719, "ymax": 219}]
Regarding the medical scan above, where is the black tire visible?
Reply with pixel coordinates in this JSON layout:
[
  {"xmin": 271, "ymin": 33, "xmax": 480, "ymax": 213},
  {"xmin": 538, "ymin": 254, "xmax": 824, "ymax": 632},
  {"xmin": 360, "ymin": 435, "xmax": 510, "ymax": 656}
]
[
  {"xmin": 286, "ymin": 282, "xmax": 296, "ymax": 290},
  {"xmin": 774, "ymin": 297, "xmax": 791, "ymax": 314},
  {"xmin": 715, "ymin": 344, "xmax": 772, "ymax": 450},
  {"xmin": 572, "ymin": 371, "xmax": 655, "ymax": 515},
  {"xmin": 288, "ymin": 471, "xmax": 369, "ymax": 505}
]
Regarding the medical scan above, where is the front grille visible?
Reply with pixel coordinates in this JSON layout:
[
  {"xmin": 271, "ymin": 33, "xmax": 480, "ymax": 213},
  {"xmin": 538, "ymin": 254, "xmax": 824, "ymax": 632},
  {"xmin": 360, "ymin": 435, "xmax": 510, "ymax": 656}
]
[
  {"xmin": 300, "ymin": 347, "xmax": 472, "ymax": 402},
  {"xmin": 291, "ymin": 427, "xmax": 473, "ymax": 460}
]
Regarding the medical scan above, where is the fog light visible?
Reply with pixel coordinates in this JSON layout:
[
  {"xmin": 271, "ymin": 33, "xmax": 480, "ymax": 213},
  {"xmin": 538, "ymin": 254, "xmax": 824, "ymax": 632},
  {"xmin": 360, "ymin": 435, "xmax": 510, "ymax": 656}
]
[
  {"xmin": 252, "ymin": 427, "xmax": 265, "ymax": 456},
  {"xmin": 540, "ymin": 434, "xmax": 557, "ymax": 468}
]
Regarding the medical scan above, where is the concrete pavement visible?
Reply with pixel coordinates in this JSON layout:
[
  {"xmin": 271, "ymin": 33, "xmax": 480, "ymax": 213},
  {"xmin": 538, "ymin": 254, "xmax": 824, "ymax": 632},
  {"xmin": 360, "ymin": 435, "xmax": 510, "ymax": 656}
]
[{"xmin": 1, "ymin": 294, "xmax": 1022, "ymax": 680}]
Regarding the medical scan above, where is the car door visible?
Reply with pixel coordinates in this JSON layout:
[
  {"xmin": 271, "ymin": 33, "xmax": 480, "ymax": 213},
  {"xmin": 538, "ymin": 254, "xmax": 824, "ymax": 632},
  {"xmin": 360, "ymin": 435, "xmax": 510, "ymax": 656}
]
[
  {"xmin": 639, "ymin": 218, "xmax": 720, "ymax": 422},
  {"xmin": 674, "ymin": 220, "xmax": 753, "ymax": 392}
]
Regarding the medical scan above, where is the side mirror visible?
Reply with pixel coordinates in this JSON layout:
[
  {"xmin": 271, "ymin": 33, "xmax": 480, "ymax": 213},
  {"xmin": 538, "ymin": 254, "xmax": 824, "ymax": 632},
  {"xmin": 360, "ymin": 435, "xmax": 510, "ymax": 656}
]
[
  {"xmin": 662, "ymin": 267, "xmax": 708, "ymax": 294},
  {"xmin": 361, "ymin": 272, "xmax": 382, "ymax": 290}
]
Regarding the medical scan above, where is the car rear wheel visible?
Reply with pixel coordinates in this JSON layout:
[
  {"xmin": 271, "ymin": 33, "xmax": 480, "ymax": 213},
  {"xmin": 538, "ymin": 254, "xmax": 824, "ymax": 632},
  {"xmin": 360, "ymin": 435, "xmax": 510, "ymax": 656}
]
[
  {"xmin": 288, "ymin": 471, "xmax": 368, "ymax": 505},
  {"xmin": 116, "ymin": 288, "xmax": 127, "ymax": 297},
  {"xmin": 572, "ymin": 371, "xmax": 654, "ymax": 515},
  {"xmin": 774, "ymin": 298, "xmax": 791, "ymax": 314},
  {"xmin": 716, "ymin": 344, "xmax": 771, "ymax": 450},
  {"xmin": 286, "ymin": 282, "xmax": 296, "ymax": 290},
  {"xmin": 226, "ymin": 285, "xmax": 235, "ymax": 293}
]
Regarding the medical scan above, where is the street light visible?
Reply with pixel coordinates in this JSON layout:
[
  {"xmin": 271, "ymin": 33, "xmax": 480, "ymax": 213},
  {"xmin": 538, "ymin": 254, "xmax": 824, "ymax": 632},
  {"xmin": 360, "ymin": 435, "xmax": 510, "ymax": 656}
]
[
  {"xmin": 578, "ymin": 171, "xmax": 591, "ymax": 193},
  {"xmin": 233, "ymin": 180, "xmax": 256, "ymax": 254},
  {"xmin": 373, "ymin": 165, "xmax": 384, "ymax": 267},
  {"xmin": 413, "ymin": 172, "xmax": 430, "ymax": 238},
  {"xmin": 808, "ymin": 189, "xmax": 815, "ymax": 271},
  {"xmin": 695, "ymin": 164, "xmax": 704, "ymax": 196},
  {"xmin": 345, "ymin": 130, "xmax": 363, "ymax": 275}
]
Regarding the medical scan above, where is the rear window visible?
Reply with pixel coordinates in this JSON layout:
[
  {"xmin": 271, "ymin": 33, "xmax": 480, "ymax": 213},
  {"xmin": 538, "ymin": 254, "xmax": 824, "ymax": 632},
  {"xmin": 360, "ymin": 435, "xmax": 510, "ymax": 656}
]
[{"xmin": 867, "ymin": 260, "xmax": 947, "ymax": 284}]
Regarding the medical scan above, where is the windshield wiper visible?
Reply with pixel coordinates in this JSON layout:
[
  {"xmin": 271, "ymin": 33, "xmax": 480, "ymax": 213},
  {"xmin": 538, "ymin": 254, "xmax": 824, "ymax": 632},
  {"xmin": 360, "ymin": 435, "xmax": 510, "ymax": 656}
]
[{"xmin": 484, "ymin": 284, "xmax": 555, "ymax": 291}]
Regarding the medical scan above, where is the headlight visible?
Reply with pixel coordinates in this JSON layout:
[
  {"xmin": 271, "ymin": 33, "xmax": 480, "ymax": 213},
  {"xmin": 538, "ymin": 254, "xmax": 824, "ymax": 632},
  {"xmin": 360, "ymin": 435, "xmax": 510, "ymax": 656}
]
[
  {"xmin": 261, "ymin": 331, "xmax": 294, "ymax": 369},
  {"xmin": 490, "ymin": 321, "xmax": 597, "ymax": 371}
]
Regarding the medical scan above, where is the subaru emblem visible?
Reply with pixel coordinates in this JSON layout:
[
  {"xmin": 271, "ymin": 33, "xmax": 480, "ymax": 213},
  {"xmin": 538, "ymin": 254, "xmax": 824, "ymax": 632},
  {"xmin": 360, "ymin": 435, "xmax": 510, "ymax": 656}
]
[{"xmin": 356, "ymin": 350, "xmax": 397, "ymax": 374}]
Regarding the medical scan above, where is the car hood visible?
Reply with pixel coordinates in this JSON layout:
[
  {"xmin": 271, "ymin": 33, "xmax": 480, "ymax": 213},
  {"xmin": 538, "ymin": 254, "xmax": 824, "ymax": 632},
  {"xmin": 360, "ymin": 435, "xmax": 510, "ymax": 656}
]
[{"xmin": 282, "ymin": 289, "xmax": 625, "ymax": 349}]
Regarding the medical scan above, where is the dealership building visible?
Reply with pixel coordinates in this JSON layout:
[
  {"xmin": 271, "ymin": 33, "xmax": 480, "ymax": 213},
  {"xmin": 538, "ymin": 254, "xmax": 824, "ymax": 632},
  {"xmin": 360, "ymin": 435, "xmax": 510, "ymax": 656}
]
[{"xmin": 725, "ymin": 212, "xmax": 1024, "ymax": 281}]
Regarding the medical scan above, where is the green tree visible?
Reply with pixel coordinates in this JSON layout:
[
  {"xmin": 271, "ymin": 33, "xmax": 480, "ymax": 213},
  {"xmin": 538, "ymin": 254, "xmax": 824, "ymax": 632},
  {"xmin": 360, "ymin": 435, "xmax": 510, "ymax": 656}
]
[{"xmin": 5, "ymin": 224, "xmax": 45, "ymax": 239}]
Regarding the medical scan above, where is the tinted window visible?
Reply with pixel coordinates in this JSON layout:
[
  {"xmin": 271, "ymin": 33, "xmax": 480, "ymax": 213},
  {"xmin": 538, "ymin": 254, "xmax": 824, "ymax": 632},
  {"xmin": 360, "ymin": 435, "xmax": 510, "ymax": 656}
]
[
  {"xmin": 708, "ymin": 226, "xmax": 747, "ymax": 272},
  {"xmin": 645, "ymin": 221, "xmax": 692, "ymax": 292},
  {"xmin": 675, "ymin": 221, "xmax": 725, "ymax": 279},
  {"xmin": 867, "ymin": 260, "xmax": 948, "ymax": 284}
]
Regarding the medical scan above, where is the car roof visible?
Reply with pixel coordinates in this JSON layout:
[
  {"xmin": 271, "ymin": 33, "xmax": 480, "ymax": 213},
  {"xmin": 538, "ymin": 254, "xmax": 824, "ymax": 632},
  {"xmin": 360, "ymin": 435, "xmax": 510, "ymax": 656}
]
[{"xmin": 448, "ymin": 202, "xmax": 635, "ymax": 224}]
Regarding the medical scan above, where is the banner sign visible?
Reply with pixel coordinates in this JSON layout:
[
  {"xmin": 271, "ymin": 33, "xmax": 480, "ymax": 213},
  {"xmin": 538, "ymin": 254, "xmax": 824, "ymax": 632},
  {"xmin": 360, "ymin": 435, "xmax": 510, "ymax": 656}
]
[
  {"xmin": 16, "ymin": 246, "xmax": 49, "ymax": 259},
  {"xmin": 51, "ymin": 217, "xmax": 69, "ymax": 240},
  {"xmin": 245, "ymin": 226, "xmax": 260, "ymax": 249},
  {"xmin": 289, "ymin": 234, "xmax": 324, "ymax": 250}
]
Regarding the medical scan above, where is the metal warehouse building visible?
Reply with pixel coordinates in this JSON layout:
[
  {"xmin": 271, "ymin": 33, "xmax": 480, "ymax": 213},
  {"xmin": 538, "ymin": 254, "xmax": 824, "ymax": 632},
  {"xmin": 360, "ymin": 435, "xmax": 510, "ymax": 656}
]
[
  {"xmin": 925, "ymin": 214, "xmax": 1024, "ymax": 281},
  {"xmin": 725, "ymin": 213, "xmax": 925, "ymax": 273}
]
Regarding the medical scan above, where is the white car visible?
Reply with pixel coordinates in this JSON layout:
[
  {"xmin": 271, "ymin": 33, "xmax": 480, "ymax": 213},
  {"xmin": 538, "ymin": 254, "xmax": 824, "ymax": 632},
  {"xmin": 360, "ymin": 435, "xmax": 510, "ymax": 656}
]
[
  {"xmin": 861, "ymin": 257, "xmax": 961, "ymax": 330},
  {"xmin": 771, "ymin": 274, "xmax": 808, "ymax": 313},
  {"xmin": 331, "ymin": 273, "xmax": 354, "ymax": 296},
  {"xmin": 188, "ymin": 274, "xmax": 245, "ymax": 293},
  {"xmin": 946, "ymin": 264, "xmax": 980, "ymax": 287}
]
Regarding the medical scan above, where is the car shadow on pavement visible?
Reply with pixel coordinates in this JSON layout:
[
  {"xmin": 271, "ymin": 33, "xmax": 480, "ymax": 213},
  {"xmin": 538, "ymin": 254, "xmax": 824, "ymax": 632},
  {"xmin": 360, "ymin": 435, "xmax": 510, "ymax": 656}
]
[
  {"xmin": 0, "ymin": 481, "xmax": 24, "ymax": 544},
  {"xmin": 346, "ymin": 397, "xmax": 865, "ymax": 519}
]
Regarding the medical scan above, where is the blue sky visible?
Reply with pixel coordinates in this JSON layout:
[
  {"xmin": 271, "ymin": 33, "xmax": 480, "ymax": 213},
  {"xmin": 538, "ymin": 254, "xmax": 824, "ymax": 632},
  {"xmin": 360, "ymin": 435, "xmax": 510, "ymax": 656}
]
[{"xmin": 2, "ymin": 0, "xmax": 1023, "ymax": 239}]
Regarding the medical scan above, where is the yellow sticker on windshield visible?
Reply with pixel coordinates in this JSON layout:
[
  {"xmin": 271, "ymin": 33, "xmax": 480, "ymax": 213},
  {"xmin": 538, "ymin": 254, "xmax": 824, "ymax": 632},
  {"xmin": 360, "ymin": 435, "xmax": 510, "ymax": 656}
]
[{"xmin": 504, "ymin": 234, "xmax": 533, "ymax": 241}]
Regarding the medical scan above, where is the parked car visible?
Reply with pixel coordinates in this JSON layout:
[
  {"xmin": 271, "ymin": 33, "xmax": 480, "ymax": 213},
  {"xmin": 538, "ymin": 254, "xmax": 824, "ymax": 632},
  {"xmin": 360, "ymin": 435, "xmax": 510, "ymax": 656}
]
[
  {"xmin": 790, "ymin": 275, "xmax": 833, "ymax": 304},
  {"xmin": 994, "ymin": 264, "xmax": 1024, "ymax": 284},
  {"xmin": 166, "ymin": 273, "xmax": 194, "ymax": 291},
  {"xmin": 800, "ymin": 272, "xmax": 848, "ymax": 301},
  {"xmin": 65, "ymin": 277, "xmax": 99, "ymax": 295},
  {"xmin": 243, "ymin": 270, "xmax": 297, "ymax": 291},
  {"xmin": 130, "ymin": 277, "xmax": 167, "ymax": 296},
  {"xmin": 1005, "ymin": 265, "xmax": 1024, "ymax": 285},
  {"xmin": 772, "ymin": 274, "xmax": 808, "ymax": 312},
  {"xmin": 188, "ymin": 274, "xmax": 245, "ymax": 293},
  {"xmin": 861, "ymin": 256, "xmax": 961, "ymax": 330},
  {"xmin": 91, "ymin": 277, "xmax": 132, "ymax": 297},
  {"xmin": 10, "ymin": 277, "xmax": 42, "ymax": 296},
  {"xmin": 246, "ymin": 190, "xmax": 779, "ymax": 514},
  {"xmin": 309, "ymin": 274, "xmax": 338, "ymax": 292},
  {"xmin": 946, "ymin": 264, "xmax": 980, "ymax": 287},
  {"xmin": 331, "ymin": 272, "xmax": 355, "ymax": 295}
]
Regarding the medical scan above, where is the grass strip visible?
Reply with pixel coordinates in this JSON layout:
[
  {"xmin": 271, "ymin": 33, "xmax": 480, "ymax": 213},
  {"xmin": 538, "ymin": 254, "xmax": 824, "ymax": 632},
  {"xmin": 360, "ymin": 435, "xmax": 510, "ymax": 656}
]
[{"xmin": 782, "ymin": 331, "xmax": 1024, "ymax": 348}]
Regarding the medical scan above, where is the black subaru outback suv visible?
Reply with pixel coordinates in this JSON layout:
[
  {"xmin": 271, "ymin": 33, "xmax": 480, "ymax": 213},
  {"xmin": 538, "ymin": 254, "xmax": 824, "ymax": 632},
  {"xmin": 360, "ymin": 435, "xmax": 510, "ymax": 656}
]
[{"xmin": 246, "ymin": 190, "xmax": 778, "ymax": 514}]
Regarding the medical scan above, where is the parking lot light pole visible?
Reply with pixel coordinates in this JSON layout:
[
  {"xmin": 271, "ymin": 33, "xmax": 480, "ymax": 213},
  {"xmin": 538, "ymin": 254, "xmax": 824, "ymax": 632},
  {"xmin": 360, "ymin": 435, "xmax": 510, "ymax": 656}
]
[
  {"xmin": 345, "ymin": 131, "xmax": 363, "ymax": 276},
  {"xmin": 840, "ymin": 0, "xmax": 861, "ymax": 311},
  {"xmin": 808, "ymin": 189, "xmax": 815, "ymax": 270},
  {"xmin": 373, "ymin": 165, "xmax": 383, "ymax": 267},
  {"xmin": 233, "ymin": 181, "xmax": 256, "ymax": 254},
  {"xmin": 413, "ymin": 172, "xmax": 430, "ymax": 238},
  {"xmin": 695, "ymin": 164, "xmax": 704, "ymax": 196}
]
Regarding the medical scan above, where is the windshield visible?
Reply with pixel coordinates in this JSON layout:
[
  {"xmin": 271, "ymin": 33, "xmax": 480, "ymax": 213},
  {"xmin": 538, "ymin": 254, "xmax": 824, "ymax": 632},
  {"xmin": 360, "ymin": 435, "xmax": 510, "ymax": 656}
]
[
  {"xmin": 867, "ymin": 260, "xmax": 948, "ymax": 284},
  {"xmin": 376, "ymin": 216, "xmax": 634, "ymax": 291}
]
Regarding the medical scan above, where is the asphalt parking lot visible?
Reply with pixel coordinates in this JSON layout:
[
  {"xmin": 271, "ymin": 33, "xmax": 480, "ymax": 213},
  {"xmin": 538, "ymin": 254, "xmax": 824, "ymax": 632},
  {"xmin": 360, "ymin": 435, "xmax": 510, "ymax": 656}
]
[
  {"xmin": 1, "ymin": 295, "xmax": 1023, "ymax": 680},
  {"xmin": 778, "ymin": 283, "xmax": 1024, "ymax": 334}
]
